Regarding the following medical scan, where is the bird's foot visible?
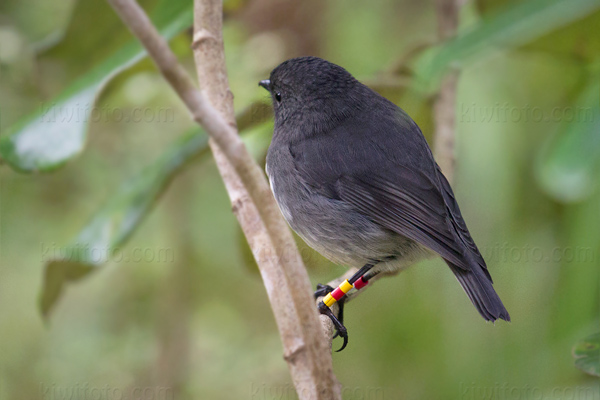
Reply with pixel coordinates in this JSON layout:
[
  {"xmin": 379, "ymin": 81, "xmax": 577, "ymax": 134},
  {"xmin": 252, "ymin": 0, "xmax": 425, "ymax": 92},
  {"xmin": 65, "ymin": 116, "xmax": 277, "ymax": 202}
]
[
  {"xmin": 314, "ymin": 283, "xmax": 335, "ymax": 299},
  {"xmin": 315, "ymin": 283, "xmax": 349, "ymax": 351},
  {"xmin": 314, "ymin": 283, "xmax": 347, "ymax": 330},
  {"xmin": 318, "ymin": 301, "xmax": 348, "ymax": 351}
]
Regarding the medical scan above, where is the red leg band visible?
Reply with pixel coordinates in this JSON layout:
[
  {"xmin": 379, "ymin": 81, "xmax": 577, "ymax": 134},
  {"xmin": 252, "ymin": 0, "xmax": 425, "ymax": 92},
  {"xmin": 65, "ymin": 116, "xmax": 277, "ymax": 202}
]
[
  {"xmin": 353, "ymin": 277, "xmax": 369, "ymax": 290},
  {"xmin": 331, "ymin": 287, "xmax": 345, "ymax": 301}
]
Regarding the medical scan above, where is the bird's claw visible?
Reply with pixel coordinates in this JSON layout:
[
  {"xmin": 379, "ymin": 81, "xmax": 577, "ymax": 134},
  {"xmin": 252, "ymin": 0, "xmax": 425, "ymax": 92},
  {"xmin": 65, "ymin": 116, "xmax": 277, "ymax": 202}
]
[{"xmin": 318, "ymin": 300, "xmax": 349, "ymax": 352}]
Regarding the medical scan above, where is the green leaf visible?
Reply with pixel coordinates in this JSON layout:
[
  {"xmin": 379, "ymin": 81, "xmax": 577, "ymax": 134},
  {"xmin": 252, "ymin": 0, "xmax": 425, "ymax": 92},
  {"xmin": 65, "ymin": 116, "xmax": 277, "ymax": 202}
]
[
  {"xmin": 573, "ymin": 332, "xmax": 600, "ymax": 377},
  {"xmin": 39, "ymin": 99, "xmax": 272, "ymax": 318},
  {"xmin": 39, "ymin": 128, "xmax": 209, "ymax": 317},
  {"xmin": 413, "ymin": 0, "xmax": 600, "ymax": 92},
  {"xmin": 522, "ymin": 10, "xmax": 600, "ymax": 62},
  {"xmin": 0, "ymin": 0, "xmax": 193, "ymax": 172},
  {"xmin": 536, "ymin": 76, "xmax": 600, "ymax": 203}
]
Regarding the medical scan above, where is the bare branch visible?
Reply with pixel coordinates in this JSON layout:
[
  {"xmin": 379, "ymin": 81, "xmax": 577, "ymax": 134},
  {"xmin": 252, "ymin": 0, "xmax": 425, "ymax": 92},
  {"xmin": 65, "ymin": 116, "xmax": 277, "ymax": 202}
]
[
  {"xmin": 433, "ymin": 0, "xmax": 461, "ymax": 183},
  {"xmin": 433, "ymin": 72, "xmax": 459, "ymax": 183},
  {"xmin": 106, "ymin": 0, "xmax": 341, "ymax": 398},
  {"xmin": 191, "ymin": 2, "xmax": 340, "ymax": 398}
]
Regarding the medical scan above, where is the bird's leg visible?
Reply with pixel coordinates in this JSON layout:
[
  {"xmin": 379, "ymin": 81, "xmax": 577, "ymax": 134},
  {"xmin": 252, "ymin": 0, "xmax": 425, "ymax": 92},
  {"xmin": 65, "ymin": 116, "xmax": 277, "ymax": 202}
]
[
  {"xmin": 330, "ymin": 269, "xmax": 381, "ymax": 339},
  {"xmin": 315, "ymin": 264, "xmax": 374, "ymax": 351},
  {"xmin": 314, "ymin": 284, "xmax": 348, "ymax": 339},
  {"xmin": 313, "ymin": 284, "xmax": 348, "ymax": 341},
  {"xmin": 313, "ymin": 283, "xmax": 344, "ymax": 326},
  {"xmin": 360, "ymin": 269, "xmax": 380, "ymax": 284}
]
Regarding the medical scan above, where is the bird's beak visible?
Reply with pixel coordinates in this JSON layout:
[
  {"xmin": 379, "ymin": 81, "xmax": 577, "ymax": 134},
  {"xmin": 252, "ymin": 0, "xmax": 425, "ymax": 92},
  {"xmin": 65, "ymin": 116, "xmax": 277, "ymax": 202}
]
[{"xmin": 259, "ymin": 79, "xmax": 271, "ymax": 92}]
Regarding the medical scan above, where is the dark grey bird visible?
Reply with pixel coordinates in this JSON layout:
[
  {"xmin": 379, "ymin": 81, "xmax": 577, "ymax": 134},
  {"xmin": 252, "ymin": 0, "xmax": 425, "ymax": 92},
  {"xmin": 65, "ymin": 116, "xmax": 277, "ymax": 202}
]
[{"xmin": 259, "ymin": 57, "xmax": 510, "ymax": 351}]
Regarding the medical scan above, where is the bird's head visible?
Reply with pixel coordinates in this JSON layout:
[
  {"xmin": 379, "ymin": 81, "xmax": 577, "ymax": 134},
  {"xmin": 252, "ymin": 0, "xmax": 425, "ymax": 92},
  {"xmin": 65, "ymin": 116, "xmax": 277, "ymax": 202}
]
[{"xmin": 259, "ymin": 57, "xmax": 363, "ymax": 127}]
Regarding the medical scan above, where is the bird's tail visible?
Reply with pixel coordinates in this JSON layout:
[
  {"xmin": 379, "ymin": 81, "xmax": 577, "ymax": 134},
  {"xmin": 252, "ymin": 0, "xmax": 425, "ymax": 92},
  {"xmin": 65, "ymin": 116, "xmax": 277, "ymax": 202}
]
[{"xmin": 446, "ymin": 261, "xmax": 510, "ymax": 322}]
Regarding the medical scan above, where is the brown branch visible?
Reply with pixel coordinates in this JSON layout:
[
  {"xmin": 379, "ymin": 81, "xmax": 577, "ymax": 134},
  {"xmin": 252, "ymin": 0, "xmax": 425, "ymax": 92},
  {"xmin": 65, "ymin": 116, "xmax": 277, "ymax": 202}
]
[
  {"xmin": 106, "ymin": 0, "xmax": 341, "ymax": 398},
  {"xmin": 433, "ymin": 0, "xmax": 461, "ymax": 183},
  {"xmin": 191, "ymin": 3, "xmax": 339, "ymax": 397}
]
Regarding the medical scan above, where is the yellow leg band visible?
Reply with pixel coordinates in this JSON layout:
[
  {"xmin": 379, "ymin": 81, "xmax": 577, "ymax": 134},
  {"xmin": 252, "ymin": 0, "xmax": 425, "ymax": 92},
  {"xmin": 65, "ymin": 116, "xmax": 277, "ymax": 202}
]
[
  {"xmin": 323, "ymin": 293, "xmax": 336, "ymax": 307},
  {"xmin": 340, "ymin": 279, "xmax": 353, "ymax": 293},
  {"xmin": 322, "ymin": 280, "xmax": 354, "ymax": 308}
]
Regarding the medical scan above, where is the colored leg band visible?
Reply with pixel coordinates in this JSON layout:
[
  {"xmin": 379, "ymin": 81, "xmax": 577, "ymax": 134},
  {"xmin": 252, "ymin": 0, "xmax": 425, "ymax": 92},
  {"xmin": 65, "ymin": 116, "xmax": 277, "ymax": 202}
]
[
  {"xmin": 322, "ymin": 279, "xmax": 355, "ymax": 307},
  {"xmin": 323, "ymin": 293, "xmax": 336, "ymax": 307},
  {"xmin": 353, "ymin": 276, "xmax": 369, "ymax": 290}
]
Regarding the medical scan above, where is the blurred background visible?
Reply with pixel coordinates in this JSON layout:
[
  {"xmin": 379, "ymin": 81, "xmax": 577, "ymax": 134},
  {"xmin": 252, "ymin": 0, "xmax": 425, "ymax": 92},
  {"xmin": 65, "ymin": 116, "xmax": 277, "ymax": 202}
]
[{"xmin": 1, "ymin": 0, "xmax": 599, "ymax": 399}]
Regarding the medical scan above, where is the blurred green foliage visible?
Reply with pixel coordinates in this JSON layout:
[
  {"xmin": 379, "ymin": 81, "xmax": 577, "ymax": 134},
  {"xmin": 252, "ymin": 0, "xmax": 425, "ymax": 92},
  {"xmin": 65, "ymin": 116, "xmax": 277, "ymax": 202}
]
[
  {"xmin": 573, "ymin": 332, "xmax": 599, "ymax": 377},
  {"xmin": 0, "ymin": 0, "xmax": 599, "ymax": 399},
  {"xmin": 0, "ymin": 0, "xmax": 193, "ymax": 172}
]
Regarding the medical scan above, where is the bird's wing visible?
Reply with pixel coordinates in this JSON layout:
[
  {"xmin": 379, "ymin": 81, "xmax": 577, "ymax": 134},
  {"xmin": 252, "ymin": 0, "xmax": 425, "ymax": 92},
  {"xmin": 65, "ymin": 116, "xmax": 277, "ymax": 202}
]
[
  {"xmin": 433, "ymin": 163, "xmax": 491, "ymax": 279},
  {"xmin": 335, "ymin": 168, "xmax": 470, "ymax": 269},
  {"xmin": 289, "ymin": 111, "xmax": 486, "ymax": 273}
]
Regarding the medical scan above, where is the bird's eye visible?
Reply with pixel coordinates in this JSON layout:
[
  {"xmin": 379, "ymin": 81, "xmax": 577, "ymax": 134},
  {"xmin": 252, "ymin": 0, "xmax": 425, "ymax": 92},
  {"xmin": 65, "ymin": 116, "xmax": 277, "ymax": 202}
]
[{"xmin": 275, "ymin": 92, "xmax": 282, "ymax": 102}]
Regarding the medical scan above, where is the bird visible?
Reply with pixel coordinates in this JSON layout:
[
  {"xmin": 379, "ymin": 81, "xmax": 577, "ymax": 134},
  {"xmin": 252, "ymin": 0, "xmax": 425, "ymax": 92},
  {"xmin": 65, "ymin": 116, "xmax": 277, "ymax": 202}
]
[{"xmin": 259, "ymin": 56, "xmax": 510, "ymax": 351}]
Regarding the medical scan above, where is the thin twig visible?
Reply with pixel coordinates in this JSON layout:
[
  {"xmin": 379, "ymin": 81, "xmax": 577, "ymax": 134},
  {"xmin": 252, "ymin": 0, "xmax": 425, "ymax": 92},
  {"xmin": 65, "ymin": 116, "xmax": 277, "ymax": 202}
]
[
  {"xmin": 106, "ymin": 0, "xmax": 341, "ymax": 398},
  {"xmin": 433, "ymin": 0, "xmax": 461, "ymax": 183},
  {"xmin": 191, "ymin": 1, "xmax": 340, "ymax": 398}
]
